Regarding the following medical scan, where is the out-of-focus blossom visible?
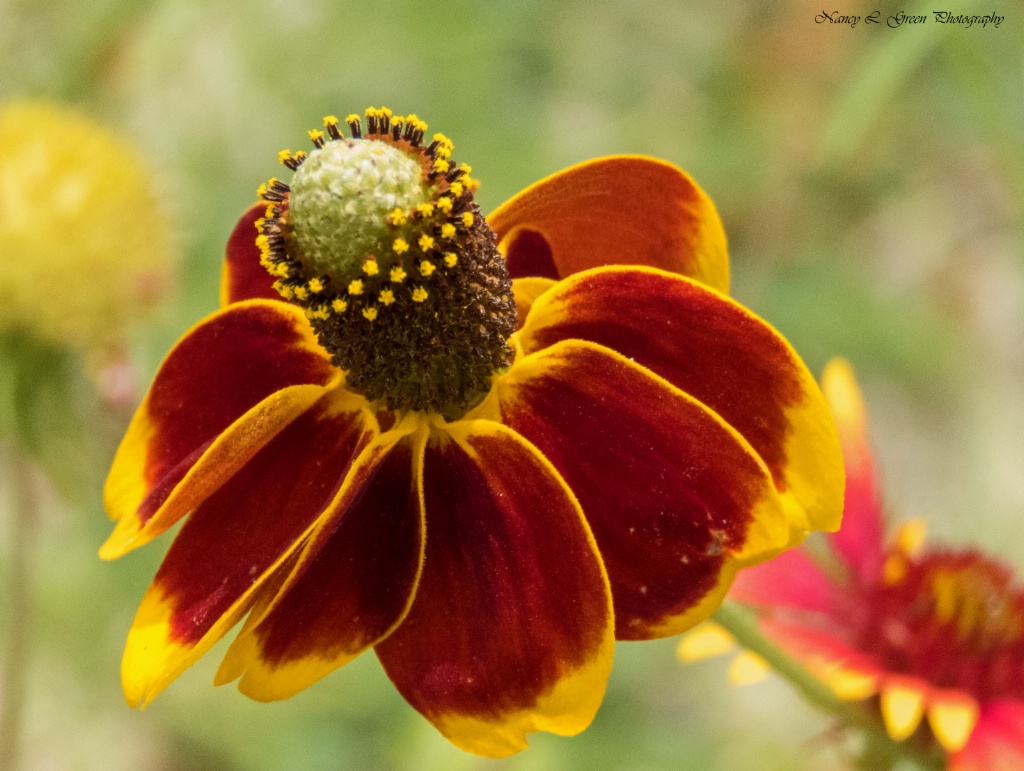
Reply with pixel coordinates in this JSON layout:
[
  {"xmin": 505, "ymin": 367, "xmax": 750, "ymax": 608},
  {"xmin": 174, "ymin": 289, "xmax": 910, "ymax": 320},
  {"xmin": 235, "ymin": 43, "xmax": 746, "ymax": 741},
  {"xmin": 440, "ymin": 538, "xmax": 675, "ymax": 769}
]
[
  {"xmin": 681, "ymin": 358, "xmax": 1024, "ymax": 770},
  {"xmin": 0, "ymin": 101, "xmax": 174, "ymax": 365}
]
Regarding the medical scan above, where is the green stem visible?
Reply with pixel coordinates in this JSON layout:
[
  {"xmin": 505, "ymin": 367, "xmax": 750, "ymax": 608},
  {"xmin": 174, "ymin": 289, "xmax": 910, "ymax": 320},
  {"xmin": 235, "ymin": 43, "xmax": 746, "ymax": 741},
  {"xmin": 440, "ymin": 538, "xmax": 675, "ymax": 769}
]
[
  {"xmin": 0, "ymin": 444, "xmax": 37, "ymax": 771},
  {"xmin": 712, "ymin": 602, "xmax": 944, "ymax": 770}
]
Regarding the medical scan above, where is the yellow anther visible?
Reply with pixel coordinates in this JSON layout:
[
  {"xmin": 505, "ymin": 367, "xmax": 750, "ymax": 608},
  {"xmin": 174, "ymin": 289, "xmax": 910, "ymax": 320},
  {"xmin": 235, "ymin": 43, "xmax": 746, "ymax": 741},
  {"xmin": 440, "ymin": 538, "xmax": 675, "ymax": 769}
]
[
  {"xmin": 345, "ymin": 113, "xmax": 361, "ymax": 124},
  {"xmin": 416, "ymin": 203, "xmax": 435, "ymax": 217},
  {"xmin": 308, "ymin": 277, "xmax": 324, "ymax": 293},
  {"xmin": 432, "ymin": 133, "xmax": 454, "ymax": 157},
  {"xmin": 449, "ymin": 181, "xmax": 464, "ymax": 197},
  {"xmin": 308, "ymin": 129, "xmax": 324, "ymax": 143},
  {"xmin": 433, "ymin": 159, "xmax": 450, "ymax": 174},
  {"xmin": 380, "ymin": 106, "xmax": 392, "ymax": 117},
  {"xmin": 459, "ymin": 163, "xmax": 472, "ymax": 174},
  {"xmin": 390, "ymin": 266, "xmax": 407, "ymax": 283},
  {"xmin": 254, "ymin": 217, "xmax": 266, "ymax": 230},
  {"xmin": 418, "ymin": 234, "xmax": 435, "ymax": 251},
  {"xmin": 273, "ymin": 281, "xmax": 293, "ymax": 299},
  {"xmin": 393, "ymin": 237, "xmax": 409, "ymax": 254},
  {"xmin": 419, "ymin": 260, "xmax": 436, "ymax": 277},
  {"xmin": 440, "ymin": 223, "xmax": 456, "ymax": 239},
  {"xmin": 388, "ymin": 208, "xmax": 408, "ymax": 226},
  {"xmin": 293, "ymin": 151, "xmax": 307, "ymax": 163},
  {"xmin": 411, "ymin": 287, "xmax": 429, "ymax": 303},
  {"xmin": 365, "ymin": 107, "xmax": 379, "ymax": 118},
  {"xmin": 436, "ymin": 196, "xmax": 453, "ymax": 213},
  {"xmin": 264, "ymin": 204, "xmax": 276, "ymax": 218},
  {"xmin": 362, "ymin": 306, "xmax": 378, "ymax": 321},
  {"xmin": 379, "ymin": 289, "xmax": 395, "ymax": 306},
  {"xmin": 278, "ymin": 149, "xmax": 292, "ymax": 164},
  {"xmin": 363, "ymin": 258, "xmax": 380, "ymax": 276},
  {"xmin": 255, "ymin": 234, "xmax": 270, "ymax": 254},
  {"xmin": 257, "ymin": 183, "xmax": 268, "ymax": 198},
  {"xmin": 391, "ymin": 115, "xmax": 405, "ymax": 126},
  {"xmin": 348, "ymin": 279, "xmax": 364, "ymax": 295},
  {"xmin": 324, "ymin": 115, "xmax": 339, "ymax": 127},
  {"xmin": 305, "ymin": 305, "xmax": 329, "ymax": 321},
  {"xmin": 332, "ymin": 298, "xmax": 348, "ymax": 313},
  {"xmin": 466, "ymin": 177, "xmax": 479, "ymax": 192},
  {"xmin": 444, "ymin": 252, "xmax": 458, "ymax": 268},
  {"xmin": 462, "ymin": 212, "xmax": 475, "ymax": 227},
  {"xmin": 294, "ymin": 286, "xmax": 309, "ymax": 301}
]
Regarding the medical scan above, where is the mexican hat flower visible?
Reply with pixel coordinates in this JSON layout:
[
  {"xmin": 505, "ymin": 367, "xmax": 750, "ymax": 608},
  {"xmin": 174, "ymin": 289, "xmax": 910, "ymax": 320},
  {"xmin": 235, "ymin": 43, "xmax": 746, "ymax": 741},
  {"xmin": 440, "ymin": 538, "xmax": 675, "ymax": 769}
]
[
  {"xmin": 103, "ymin": 107, "xmax": 843, "ymax": 757},
  {"xmin": 684, "ymin": 359, "xmax": 1024, "ymax": 770}
]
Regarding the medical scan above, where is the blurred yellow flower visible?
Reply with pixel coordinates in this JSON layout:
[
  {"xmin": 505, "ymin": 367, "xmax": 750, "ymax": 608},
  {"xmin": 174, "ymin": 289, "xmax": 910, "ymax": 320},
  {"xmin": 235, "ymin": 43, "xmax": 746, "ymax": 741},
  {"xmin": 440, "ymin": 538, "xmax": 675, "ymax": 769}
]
[{"xmin": 0, "ymin": 101, "xmax": 174, "ymax": 358}]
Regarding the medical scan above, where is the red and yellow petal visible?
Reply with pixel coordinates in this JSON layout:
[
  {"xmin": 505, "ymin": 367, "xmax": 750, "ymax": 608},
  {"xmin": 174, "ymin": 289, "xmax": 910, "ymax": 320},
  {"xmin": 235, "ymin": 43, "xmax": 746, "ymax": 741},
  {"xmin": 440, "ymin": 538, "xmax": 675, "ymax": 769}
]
[
  {"xmin": 120, "ymin": 388, "xmax": 376, "ymax": 707},
  {"xmin": 820, "ymin": 358, "xmax": 886, "ymax": 582},
  {"xmin": 758, "ymin": 620, "xmax": 882, "ymax": 701},
  {"xmin": 927, "ymin": 689, "xmax": 980, "ymax": 753},
  {"xmin": 880, "ymin": 675, "xmax": 929, "ymax": 741},
  {"xmin": 951, "ymin": 699, "xmax": 1024, "ymax": 771},
  {"xmin": 102, "ymin": 300, "xmax": 340, "ymax": 557},
  {"xmin": 375, "ymin": 418, "xmax": 614, "ymax": 758},
  {"xmin": 518, "ymin": 266, "xmax": 843, "ymax": 544},
  {"xmin": 488, "ymin": 156, "xmax": 729, "ymax": 291},
  {"xmin": 214, "ymin": 426, "xmax": 426, "ymax": 701},
  {"xmin": 221, "ymin": 203, "xmax": 280, "ymax": 306},
  {"xmin": 511, "ymin": 277, "xmax": 556, "ymax": 332},
  {"xmin": 471, "ymin": 339, "xmax": 789, "ymax": 640}
]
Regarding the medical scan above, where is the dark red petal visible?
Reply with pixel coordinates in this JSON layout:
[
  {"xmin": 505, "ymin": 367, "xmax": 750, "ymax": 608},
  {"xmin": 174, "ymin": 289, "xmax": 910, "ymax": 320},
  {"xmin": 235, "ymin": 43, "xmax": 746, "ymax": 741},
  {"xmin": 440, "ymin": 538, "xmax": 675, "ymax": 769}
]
[
  {"xmin": 120, "ymin": 390, "xmax": 375, "ymax": 707},
  {"xmin": 519, "ymin": 266, "xmax": 843, "ymax": 542},
  {"xmin": 221, "ymin": 203, "xmax": 280, "ymax": 305},
  {"xmin": 488, "ymin": 156, "xmax": 729, "ymax": 291},
  {"xmin": 376, "ymin": 420, "xmax": 614, "ymax": 758},
  {"xmin": 215, "ymin": 430, "xmax": 425, "ymax": 701},
  {"xmin": 103, "ymin": 300, "xmax": 338, "ymax": 556},
  {"xmin": 475, "ymin": 340, "xmax": 788, "ymax": 640}
]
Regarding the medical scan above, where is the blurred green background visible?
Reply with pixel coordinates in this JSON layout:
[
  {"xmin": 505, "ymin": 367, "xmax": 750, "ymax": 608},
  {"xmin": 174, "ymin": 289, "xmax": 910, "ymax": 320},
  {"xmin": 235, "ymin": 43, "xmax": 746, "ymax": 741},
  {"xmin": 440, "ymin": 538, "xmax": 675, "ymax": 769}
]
[{"xmin": 1, "ymin": 0, "xmax": 1022, "ymax": 768}]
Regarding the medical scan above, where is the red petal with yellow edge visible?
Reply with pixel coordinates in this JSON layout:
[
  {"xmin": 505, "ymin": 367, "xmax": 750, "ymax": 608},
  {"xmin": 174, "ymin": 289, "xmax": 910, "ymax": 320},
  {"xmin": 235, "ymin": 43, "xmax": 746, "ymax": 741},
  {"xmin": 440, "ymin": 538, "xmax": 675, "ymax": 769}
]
[
  {"xmin": 951, "ymin": 700, "xmax": 1024, "ymax": 771},
  {"xmin": 120, "ymin": 389, "xmax": 375, "ymax": 708},
  {"xmin": 820, "ymin": 358, "xmax": 885, "ymax": 583},
  {"xmin": 215, "ymin": 428, "xmax": 425, "ymax": 701},
  {"xmin": 519, "ymin": 266, "xmax": 843, "ymax": 542},
  {"xmin": 479, "ymin": 340, "xmax": 788, "ymax": 640},
  {"xmin": 511, "ymin": 277, "xmax": 556, "ymax": 332},
  {"xmin": 376, "ymin": 419, "xmax": 614, "ymax": 758},
  {"xmin": 103, "ymin": 300, "xmax": 339, "ymax": 556},
  {"xmin": 488, "ymin": 156, "xmax": 729, "ymax": 292},
  {"xmin": 221, "ymin": 203, "xmax": 280, "ymax": 306},
  {"xmin": 730, "ymin": 548, "xmax": 842, "ymax": 616}
]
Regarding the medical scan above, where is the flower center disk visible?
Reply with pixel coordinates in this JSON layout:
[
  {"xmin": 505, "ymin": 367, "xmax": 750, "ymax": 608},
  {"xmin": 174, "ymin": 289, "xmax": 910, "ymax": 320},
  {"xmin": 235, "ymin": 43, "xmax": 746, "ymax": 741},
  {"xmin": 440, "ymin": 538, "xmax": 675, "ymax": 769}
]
[{"xmin": 256, "ymin": 108, "xmax": 516, "ymax": 416}]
